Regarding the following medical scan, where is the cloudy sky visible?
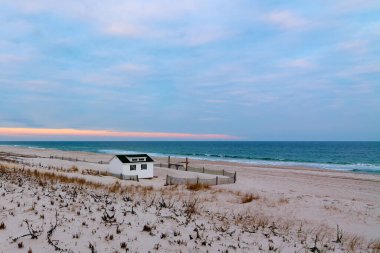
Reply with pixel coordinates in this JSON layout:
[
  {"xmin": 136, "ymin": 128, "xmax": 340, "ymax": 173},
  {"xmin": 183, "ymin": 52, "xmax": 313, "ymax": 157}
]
[{"xmin": 0, "ymin": 0, "xmax": 379, "ymax": 140}]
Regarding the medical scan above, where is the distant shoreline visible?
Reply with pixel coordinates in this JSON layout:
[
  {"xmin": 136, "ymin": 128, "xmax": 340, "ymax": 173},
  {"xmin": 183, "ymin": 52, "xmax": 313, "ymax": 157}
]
[{"xmin": 1, "ymin": 143, "xmax": 380, "ymax": 176}]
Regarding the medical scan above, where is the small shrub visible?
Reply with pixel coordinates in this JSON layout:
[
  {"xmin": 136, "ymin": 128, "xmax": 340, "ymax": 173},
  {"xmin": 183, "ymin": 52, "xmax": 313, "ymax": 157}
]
[
  {"xmin": 27, "ymin": 248, "xmax": 33, "ymax": 253},
  {"xmin": 256, "ymin": 216, "xmax": 270, "ymax": 229},
  {"xmin": 0, "ymin": 222, "xmax": 5, "ymax": 229},
  {"xmin": 368, "ymin": 239, "xmax": 380, "ymax": 252},
  {"xmin": 348, "ymin": 235, "xmax": 363, "ymax": 252},
  {"xmin": 120, "ymin": 242, "xmax": 127, "ymax": 249},
  {"xmin": 109, "ymin": 182, "xmax": 122, "ymax": 193},
  {"xmin": 143, "ymin": 224, "xmax": 152, "ymax": 232},
  {"xmin": 105, "ymin": 234, "xmax": 114, "ymax": 241},
  {"xmin": 18, "ymin": 241, "xmax": 24, "ymax": 248},
  {"xmin": 100, "ymin": 171, "xmax": 109, "ymax": 176},
  {"xmin": 241, "ymin": 193, "xmax": 260, "ymax": 203},
  {"xmin": 89, "ymin": 242, "xmax": 96, "ymax": 253},
  {"xmin": 186, "ymin": 183, "xmax": 210, "ymax": 191},
  {"xmin": 68, "ymin": 166, "xmax": 79, "ymax": 172},
  {"xmin": 183, "ymin": 198, "xmax": 199, "ymax": 217},
  {"xmin": 278, "ymin": 197, "xmax": 289, "ymax": 204},
  {"xmin": 141, "ymin": 186, "xmax": 154, "ymax": 195}
]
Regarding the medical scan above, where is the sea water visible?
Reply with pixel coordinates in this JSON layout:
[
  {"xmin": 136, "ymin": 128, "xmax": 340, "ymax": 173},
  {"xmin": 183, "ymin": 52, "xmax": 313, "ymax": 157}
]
[{"xmin": 0, "ymin": 141, "xmax": 379, "ymax": 174}]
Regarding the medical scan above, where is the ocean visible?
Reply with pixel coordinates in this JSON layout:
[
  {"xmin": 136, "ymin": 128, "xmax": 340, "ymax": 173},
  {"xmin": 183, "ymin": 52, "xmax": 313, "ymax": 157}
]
[{"xmin": 0, "ymin": 141, "xmax": 379, "ymax": 174}]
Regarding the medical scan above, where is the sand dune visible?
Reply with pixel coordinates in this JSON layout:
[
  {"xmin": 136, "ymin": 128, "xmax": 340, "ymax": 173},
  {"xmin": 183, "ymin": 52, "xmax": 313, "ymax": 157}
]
[{"xmin": 0, "ymin": 146, "xmax": 379, "ymax": 252}]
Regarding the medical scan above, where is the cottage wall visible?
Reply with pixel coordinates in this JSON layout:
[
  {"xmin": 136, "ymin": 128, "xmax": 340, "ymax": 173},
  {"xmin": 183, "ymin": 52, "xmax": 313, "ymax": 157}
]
[
  {"xmin": 108, "ymin": 156, "xmax": 154, "ymax": 179},
  {"xmin": 122, "ymin": 163, "xmax": 154, "ymax": 178},
  {"xmin": 109, "ymin": 157, "xmax": 123, "ymax": 174}
]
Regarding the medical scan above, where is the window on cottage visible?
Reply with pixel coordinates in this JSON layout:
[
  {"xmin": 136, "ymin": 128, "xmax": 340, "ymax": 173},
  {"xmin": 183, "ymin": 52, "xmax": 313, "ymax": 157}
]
[
  {"xmin": 130, "ymin": 165, "xmax": 136, "ymax": 170},
  {"xmin": 141, "ymin": 164, "xmax": 147, "ymax": 170},
  {"xmin": 132, "ymin": 158, "xmax": 138, "ymax": 162},
  {"xmin": 139, "ymin": 158, "xmax": 145, "ymax": 161}
]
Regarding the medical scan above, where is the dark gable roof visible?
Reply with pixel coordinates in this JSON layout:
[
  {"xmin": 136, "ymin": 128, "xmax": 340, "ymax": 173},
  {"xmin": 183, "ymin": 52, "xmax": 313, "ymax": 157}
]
[{"xmin": 114, "ymin": 154, "xmax": 154, "ymax": 163}]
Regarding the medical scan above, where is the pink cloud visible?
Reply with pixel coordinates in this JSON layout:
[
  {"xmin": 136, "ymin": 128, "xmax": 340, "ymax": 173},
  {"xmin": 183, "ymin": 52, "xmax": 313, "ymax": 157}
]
[
  {"xmin": 280, "ymin": 58, "xmax": 315, "ymax": 69},
  {"xmin": 0, "ymin": 127, "xmax": 235, "ymax": 140},
  {"xmin": 337, "ymin": 40, "xmax": 368, "ymax": 54},
  {"xmin": 263, "ymin": 11, "xmax": 307, "ymax": 29},
  {"xmin": 0, "ymin": 54, "xmax": 28, "ymax": 64}
]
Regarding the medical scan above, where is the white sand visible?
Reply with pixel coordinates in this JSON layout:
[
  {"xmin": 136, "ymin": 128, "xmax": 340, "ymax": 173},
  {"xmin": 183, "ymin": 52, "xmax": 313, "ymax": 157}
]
[{"xmin": 0, "ymin": 146, "xmax": 379, "ymax": 252}]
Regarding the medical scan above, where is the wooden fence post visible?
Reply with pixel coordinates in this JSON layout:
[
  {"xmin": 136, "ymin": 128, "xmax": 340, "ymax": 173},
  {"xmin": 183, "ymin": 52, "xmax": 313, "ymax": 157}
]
[
  {"xmin": 234, "ymin": 172, "xmax": 236, "ymax": 183},
  {"xmin": 185, "ymin": 157, "xmax": 188, "ymax": 171},
  {"xmin": 137, "ymin": 175, "xmax": 139, "ymax": 182},
  {"xmin": 197, "ymin": 177, "xmax": 199, "ymax": 185},
  {"xmin": 168, "ymin": 156, "xmax": 171, "ymax": 168},
  {"xmin": 202, "ymin": 167, "xmax": 205, "ymax": 173},
  {"xmin": 166, "ymin": 175, "xmax": 168, "ymax": 185},
  {"xmin": 223, "ymin": 169, "xmax": 225, "ymax": 176},
  {"xmin": 216, "ymin": 176, "xmax": 218, "ymax": 185}
]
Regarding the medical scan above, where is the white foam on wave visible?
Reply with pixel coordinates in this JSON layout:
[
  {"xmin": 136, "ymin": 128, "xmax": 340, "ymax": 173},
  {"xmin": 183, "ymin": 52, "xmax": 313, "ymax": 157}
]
[
  {"xmin": 97, "ymin": 149, "xmax": 380, "ymax": 173},
  {"xmin": 0, "ymin": 144, "xmax": 22, "ymax": 147},
  {"xmin": 167, "ymin": 154, "xmax": 379, "ymax": 173},
  {"xmin": 27, "ymin": 146, "xmax": 46, "ymax": 150},
  {"xmin": 98, "ymin": 149, "xmax": 141, "ymax": 154},
  {"xmin": 4, "ymin": 144, "xmax": 374, "ymax": 174},
  {"xmin": 97, "ymin": 149, "xmax": 168, "ymax": 158}
]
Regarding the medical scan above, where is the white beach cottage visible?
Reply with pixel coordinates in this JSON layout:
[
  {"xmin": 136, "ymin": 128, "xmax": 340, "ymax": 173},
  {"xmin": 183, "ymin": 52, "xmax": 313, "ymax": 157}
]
[{"xmin": 109, "ymin": 154, "xmax": 154, "ymax": 179}]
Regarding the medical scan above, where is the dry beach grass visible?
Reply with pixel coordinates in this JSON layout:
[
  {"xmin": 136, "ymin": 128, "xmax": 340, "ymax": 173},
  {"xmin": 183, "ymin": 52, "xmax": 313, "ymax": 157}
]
[{"xmin": 0, "ymin": 146, "xmax": 379, "ymax": 252}]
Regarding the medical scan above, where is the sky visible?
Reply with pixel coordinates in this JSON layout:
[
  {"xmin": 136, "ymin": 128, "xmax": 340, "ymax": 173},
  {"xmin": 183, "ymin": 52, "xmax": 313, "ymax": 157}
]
[{"xmin": 0, "ymin": 0, "xmax": 379, "ymax": 141}]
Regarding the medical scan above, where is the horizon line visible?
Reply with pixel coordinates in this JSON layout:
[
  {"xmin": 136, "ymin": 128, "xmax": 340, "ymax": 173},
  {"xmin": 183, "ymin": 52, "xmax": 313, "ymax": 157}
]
[{"xmin": 0, "ymin": 139, "xmax": 378, "ymax": 142}]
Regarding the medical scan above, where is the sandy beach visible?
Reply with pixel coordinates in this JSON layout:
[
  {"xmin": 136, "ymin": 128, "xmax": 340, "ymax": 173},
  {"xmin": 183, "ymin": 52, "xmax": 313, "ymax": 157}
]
[
  {"xmin": 3, "ymin": 0, "xmax": 379, "ymax": 251},
  {"xmin": 0, "ymin": 145, "xmax": 379, "ymax": 252}
]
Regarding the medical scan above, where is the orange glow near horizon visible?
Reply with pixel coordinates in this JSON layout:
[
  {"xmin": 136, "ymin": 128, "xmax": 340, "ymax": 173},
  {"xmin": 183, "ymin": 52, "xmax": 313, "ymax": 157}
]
[{"xmin": 0, "ymin": 127, "xmax": 235, "ymax": 140}]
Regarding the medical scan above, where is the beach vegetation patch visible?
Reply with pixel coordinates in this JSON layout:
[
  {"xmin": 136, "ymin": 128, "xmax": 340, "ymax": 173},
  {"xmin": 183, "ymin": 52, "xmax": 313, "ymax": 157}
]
[
  {"xmin": 186, "ymin": 183, "xmax": 210, "ymax": 191},
  {"xmin": 241, "ymin": 193, "xmax": 260, "ymax": 203}
]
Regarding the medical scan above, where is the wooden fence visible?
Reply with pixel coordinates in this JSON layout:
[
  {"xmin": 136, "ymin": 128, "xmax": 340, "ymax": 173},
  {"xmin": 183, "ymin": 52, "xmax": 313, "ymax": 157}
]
[
  {"xmin": 48, "ymin": 155, "xmax": 108, "ymax": 164},
  {"xmin": 165, "ymin": 174, "xmax": 235, "ymax": 186},
  {"xmin": 109, "ymin": 173, "xmax": 139, "ymax": 182},
  {"xmin": 156, "ymin": 163, "xmax": 237, "ymax": 186}
]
